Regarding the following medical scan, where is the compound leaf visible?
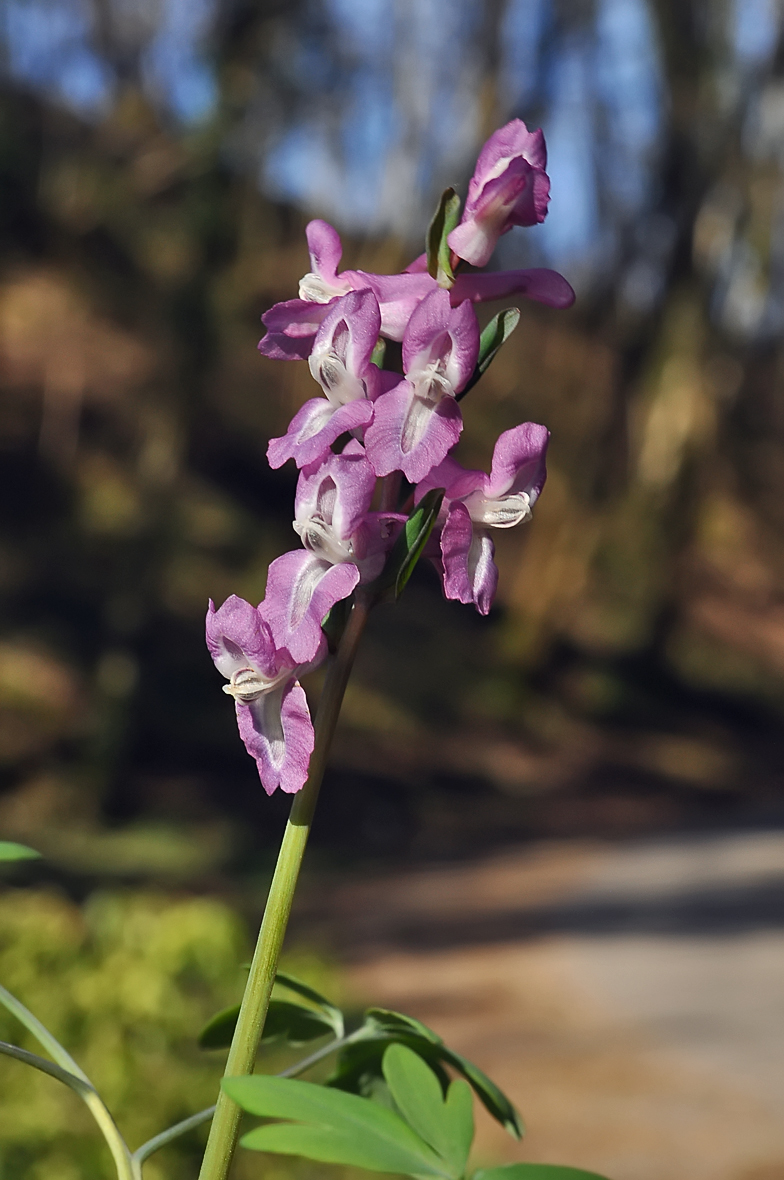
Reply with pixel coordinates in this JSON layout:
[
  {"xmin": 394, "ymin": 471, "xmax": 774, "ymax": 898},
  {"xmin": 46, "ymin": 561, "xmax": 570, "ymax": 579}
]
[{"xmin": 225, "ymin": 1074, "xmax": 450, "ymax": 1176}]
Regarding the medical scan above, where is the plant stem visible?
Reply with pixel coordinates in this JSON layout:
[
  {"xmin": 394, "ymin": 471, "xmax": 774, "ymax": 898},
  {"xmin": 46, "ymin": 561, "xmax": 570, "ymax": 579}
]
[
  {"xmin": 133, "ymin": 1027, "xmax": 363, "ymax": 1172},
  {"xmin": 197, "ymin": 596, "xmax": 370, "ymax": 1180},
  {"xmin": 0, "ymin": 985, "xmax": 135, "ymax": 1180},
  {"xmin": 379, "ymin": 470, "xmax": 402, "ymax": 512}
]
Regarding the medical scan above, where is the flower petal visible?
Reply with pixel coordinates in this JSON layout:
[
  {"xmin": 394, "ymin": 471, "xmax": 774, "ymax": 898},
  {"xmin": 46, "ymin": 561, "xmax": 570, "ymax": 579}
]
[
  {"xmin": 259, "ymin": 299, "xmax": 335, "ymax": 360},
  {"xmin": 440, "ymin": 506, "xmax": 498, "ymax": 615},
  {"xmin": 347, "ymin": 271, "xmax": 436, "ymax": 340},
  {"xmin": 236, "ymin": 680, "xmax": 314, "ymax": 795},
  {"xmin": 306, "ymin": 219, "xmax": 344, "ymax": 282},
  {"xmin": 262, "ymin": 550, "xmax": 360, "ymax": 664},
  {"xmin": 487, "ymin": 422, "xmax": 550, "ymax": 500},
  {"xmin": 470, "ymin": 120, "xmax": 547, "ymax": 195},
  {"xmin": 401, "ymin": 290, "xmax": 479, "ymax": 394},
  {"xmin": 206, "ymin": 596, "xmax": 278, "ymax": 680},
  {"xmin": 448, "ymin": 157, "xmax": 533, "ymax": 267},
  {"xmin": 452, "ymin": 268, "xmax": 575, "ymax": 310},
  {"xmin": 365, "ymin": 378, "xmax": 463, "ymax": 483},
  {"xmin": 296, "ymin": 447, "xmax": 377, "ymax": 540},
  {"xmin": 468, "ymin": 529, "xmax": 499, "ymax": 615},
  {"xmin": 439, "ymin": 502, "xmax": 475, "ymax": 605},
  {"xmin": 416, "ymin": 455, "xmax": 484, "ymax": 503},
  {"xmin": 267, "ymin": 398, "xmax": 374, "ymax": 470}
]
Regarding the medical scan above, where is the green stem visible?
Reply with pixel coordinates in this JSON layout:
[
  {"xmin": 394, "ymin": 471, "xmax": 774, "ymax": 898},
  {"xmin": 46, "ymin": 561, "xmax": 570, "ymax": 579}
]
[
  {"xmin": 132, "ymin": 1028, "xmax": 362, "ymax": 1172},
  {"xmin": 0, "ymin": 985, "xmax": 135, "ymax": 1180},
  {"xmin": 197, "ymin": 596, "xmax": 370, "ymax": 1180}
]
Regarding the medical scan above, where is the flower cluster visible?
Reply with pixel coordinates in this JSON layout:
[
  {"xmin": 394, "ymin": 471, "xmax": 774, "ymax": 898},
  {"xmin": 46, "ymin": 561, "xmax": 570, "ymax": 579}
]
[{"xmin": 207, "ymin": 119, "xmax": 573, "ymax": 795}]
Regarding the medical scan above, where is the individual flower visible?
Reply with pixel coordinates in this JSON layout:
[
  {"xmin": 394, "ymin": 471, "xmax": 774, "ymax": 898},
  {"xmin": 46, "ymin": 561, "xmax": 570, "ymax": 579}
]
[
  {"xmin": 267, "ymin": 290, "xmax": 381, "ymax": 470},
  {"xmin": 364, "ymin": 288, "xmax": 479, "ymax": 483},
  {"xmin": 259, "ymin": 220, "xmax": 433, "ymax": 360},
  {"xmin": 417, "ymin": 422, "xmax": 549, "ymax": 615},
  {"xmin": 448, "ymin": 119, "xmax": 550, "ymax": 267},
  {"xmin": 261, "ymin": 442, "xmax": 397, "ymax": 662},
  {"xmin": 206, "ymin": 595, "xmax": 321, "ymax": 795},
  {"xmin": 258, "ymin": 219, "xmax": 573, "ymax": 361}
]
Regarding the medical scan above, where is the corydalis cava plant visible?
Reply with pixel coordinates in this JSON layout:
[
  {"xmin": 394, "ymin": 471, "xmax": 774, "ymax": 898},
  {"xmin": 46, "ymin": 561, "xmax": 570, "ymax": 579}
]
[{"xmin": 195, "ymin": 116, "xmax": 573, "ymax": 1180}]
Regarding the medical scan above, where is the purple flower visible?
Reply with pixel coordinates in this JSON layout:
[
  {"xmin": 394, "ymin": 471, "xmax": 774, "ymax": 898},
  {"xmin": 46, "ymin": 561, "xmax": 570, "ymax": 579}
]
[
  {"xmin": 206, "ymin": 595, "xmax": 320, "ymax": 794},
  {"xmin": 364, "ymin": 289, "xmax": 479, "ymax": 483},
  {"xmin": 258, "ymin": 218, "xmax": 573, "ymax": 362},
  {"xmin": 417, "ymin": 422, "xmax": 549, "ymax": 615},
  {"xmin": 261, "ymin": 442, "xmax": 395, "ymax": 662},
  {"xmin": 448, "ymin": 119, "xmax": 551, "ymax": 267},
  {"xmin": 267, "ymin": 290, "xmax": 381, "ymax": 470},
  {"xmin": 259, "ymin": 220, "xmax": 433, "ymax": 361}
]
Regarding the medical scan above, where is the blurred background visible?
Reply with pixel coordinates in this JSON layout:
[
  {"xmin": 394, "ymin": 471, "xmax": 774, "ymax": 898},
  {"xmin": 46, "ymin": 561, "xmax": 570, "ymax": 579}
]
[{"xmin": 1, "ymin": 1, "xmax": 784, "ymax": 1178}]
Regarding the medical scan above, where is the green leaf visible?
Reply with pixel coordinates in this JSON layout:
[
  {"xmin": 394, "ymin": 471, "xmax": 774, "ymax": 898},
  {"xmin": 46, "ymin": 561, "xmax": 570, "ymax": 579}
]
[
  {"xmin": 275, "ymin": 971, "xmax": 345, "ymax": 1038},
  {"xmin": 366, "ymin": 1008, "xmax": 443, "ymax": 1043},
  {"xmin": 426, "ymin": 188, "xmax": 462, "ymax": 288},
  {"xmin": 327, "ymin": 1035, "xmax": 451, "ymax": 1098},
  {"xmin": 383, "ymin": 1044, "xmax": 473, "ymax": 1177},
  {"xmin": 327, "ymin": 1007, "xmax": 523, "ymax": 1140},
  {"xmin": 0, "ymin": 841, "xmax": 41, "ymax": 862},
  {"xmin": 437, "ymin": 1043, "xmax": 524, "ymax": 1139},
  {"xmin": 224, "ymin": 1074, "xmax": 450, "ymax": 1176},
  {"xmin": 458, "ymin": 308, "xmax": 521, "ymax": 401},
  {"xmin": 370, "ymin": 490, "xmax": 444, "ymax": 602},
  {"xmin": 443, "ymin": 1078, "xmax": 475, "ymax": 1176},
  {"xmin": 474, "ymin": 1167, "xmax": 612, "ymax": 1180},
  {"xmin": 199, "ymin": 998, "xmax": 336, "ymax": 1050},
  {"xmin": 197, "ymin": 1004, "xmax": 239, "ymax": 1049}
]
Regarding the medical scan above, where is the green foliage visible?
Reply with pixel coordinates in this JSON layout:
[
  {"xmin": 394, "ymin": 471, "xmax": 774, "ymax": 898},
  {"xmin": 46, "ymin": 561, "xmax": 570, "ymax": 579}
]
[
  {"xmin": 199, "ymin": 998, "xmax": 335, "ymax": 1050},
  {"xmin": 0, "ymin": 841, "xmax": 40, "ymax": 862},
  {"xmin": 370, "ymin": 338, "xmax": 387, "ymax": 368},
  {"xmin": 371, "ymin": 490, "xmax": 444, "ymax": 602},
  {"xmin": 275, "ymin": 972, "xmax": 345, "ymax": 1038},
  {"xmin": 0, "ymin": 887, "xmax": 254, "ymax": 1180},
  {"xmin": 228, "ymin": 1045, "xmax": 600, "ymax": 1180},
  {"xmin": 227, "ymin": 1046, "xmax": 468, "ymax": 1178},
  {"xmin": 328, "ymin": 1008, "xmax": 524, "ymax": 1140},
  {"xmin": 382, "ymin": 1044, "xmax": 474, "ymax": 1177},
  {"xmin": 199, "ymin": 969, "xmax": 345, "ymax": 1049},
  {"xmin": 458, "ymin": 309, "xmax": 521, "ymax": 401},
  {"xmin": 426, "ymin": 188, "xmax": 462, "ymax": 288}
]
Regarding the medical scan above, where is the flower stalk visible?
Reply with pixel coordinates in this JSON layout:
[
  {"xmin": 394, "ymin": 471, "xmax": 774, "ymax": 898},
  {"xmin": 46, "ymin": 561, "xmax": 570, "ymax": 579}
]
[{"xmin": 197, "ymin": 594, "xmax": 370, "ymax": 1180}]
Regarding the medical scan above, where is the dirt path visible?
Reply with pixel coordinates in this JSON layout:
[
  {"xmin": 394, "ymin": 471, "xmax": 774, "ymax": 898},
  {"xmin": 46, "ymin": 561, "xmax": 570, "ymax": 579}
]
[{"xmin": 299, "ymin": 831, "xmax": 784, "ymax": 1180}]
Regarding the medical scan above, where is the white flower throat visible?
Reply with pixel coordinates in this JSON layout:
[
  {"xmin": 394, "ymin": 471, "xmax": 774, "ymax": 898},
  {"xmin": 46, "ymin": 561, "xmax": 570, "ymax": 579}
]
[
  {"xmin": 293, "ymin": 514, "xmax": 355, "ymax": 565},
  {"xmin": 223, "ymin": 666, "xmax": 288, "ymax": 702},
  {"xmin": 464, "ymin": 489, "xmax": 532, "ymax": 528},
  {"xmin": 298, "ymin": 272, "xmax": 351, "ymax": 303},
  {"xmin": 308, "ymin": 320, "xmax": 366, "ymax": 407}
]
